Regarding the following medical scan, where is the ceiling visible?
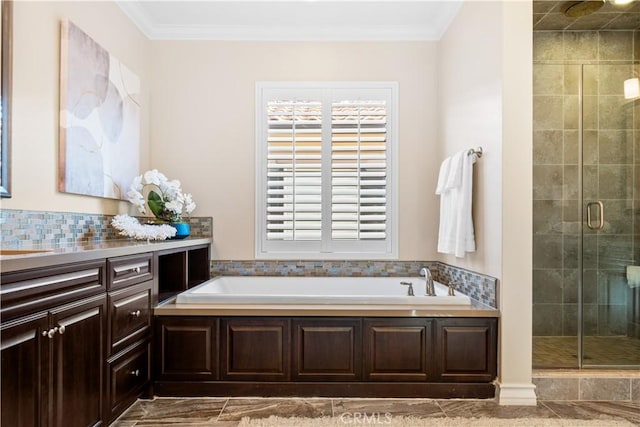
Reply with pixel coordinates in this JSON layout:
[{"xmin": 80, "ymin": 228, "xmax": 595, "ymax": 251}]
[
  {"xmin": 115, "ymin": 0, "xmax": 463, "ymax": 41},
  {"xmin": 534, "ymin": 0, "xmax": 640, "ymax": 31}
]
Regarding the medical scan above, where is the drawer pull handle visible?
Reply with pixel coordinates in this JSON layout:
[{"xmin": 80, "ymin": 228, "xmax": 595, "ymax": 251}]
[
  {"xmin": 130, "ymin": 369, "xmax": 140, "ymax": 377},
  {"xmin": 130, "ymin": 267, "xmax": 141, "ymax": 274},
  {"xmin": 57, "ymin": 324, "xmax": 66, "ymax": 335},
  {"xmin": 47, "ymin": 327, "xmax": 58, "ymax": 339},
  {"xmin": 130, "ymin": 310, "xmax": 141, "ymax": 318}
]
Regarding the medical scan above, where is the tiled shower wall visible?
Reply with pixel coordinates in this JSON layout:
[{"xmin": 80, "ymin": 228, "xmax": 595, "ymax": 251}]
[{"xmin": 533, "ymin": 30, "xmax": 640, "ymax": 337}]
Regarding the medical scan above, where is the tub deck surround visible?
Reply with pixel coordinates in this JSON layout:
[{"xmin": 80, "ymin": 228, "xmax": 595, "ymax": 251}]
[
  {"xmin": 210, "ymin": 260, "xmax": 498, "ymax": 309},
  {"xmin": 174, "ymin": 276, "xmax": 472, "ymax": 308},
  {"xmin": 154, "ymin": 301, "xmax": 497, "ymax": 317},
  {"xmin": 157, "ymin": 267, "xmax": 498, "ymax": 400}
]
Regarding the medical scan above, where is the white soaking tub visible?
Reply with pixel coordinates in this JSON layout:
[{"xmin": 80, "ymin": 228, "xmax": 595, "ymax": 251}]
[{"xmin": 175, "ymin": 276, "xmax": 471, "ymax": 308}]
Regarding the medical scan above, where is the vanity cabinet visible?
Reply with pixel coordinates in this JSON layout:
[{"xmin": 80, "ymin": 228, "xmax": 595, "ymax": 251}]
[
  {"xmin": 0, "ymin": 241, "xmax": 211, "ymax": 426},
  {"xmin": 0, "ymin": 260, "xmax": 107, "ymax": 427},
  {"xmin": 105, "ymin": 253, "xmax": 154, "ymax": 423}
]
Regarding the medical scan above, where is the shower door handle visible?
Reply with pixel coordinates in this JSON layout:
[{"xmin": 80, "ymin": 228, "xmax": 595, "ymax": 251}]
[{"xmin": 586, "ymin": 201, "xmax": 604, "ymax": 230}]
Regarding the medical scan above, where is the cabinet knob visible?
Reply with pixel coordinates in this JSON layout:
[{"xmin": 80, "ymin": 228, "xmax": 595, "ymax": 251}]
[
  {"xmin": 131, "ymin": 267, "xmax": 141, "ymax": 274},
  {"xmin": 57, "ymin": 324, "xmax": 66, "ymax": 335},
  {"xmin": 130, "ymin": 369, "xmax": 140, "ymax": 377},
  {"xmin": 130, "ymin": 310, "xmax": 141, "ymax": 318},
  {"xmin": 47, "ymin": 327, "xmax": 58, "ymax": 339}
]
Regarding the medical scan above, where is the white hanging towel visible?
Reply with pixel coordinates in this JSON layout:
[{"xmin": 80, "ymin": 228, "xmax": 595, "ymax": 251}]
[{"xmin": 436, "ymin": 150, "xmax": 476, "ymax": 257}]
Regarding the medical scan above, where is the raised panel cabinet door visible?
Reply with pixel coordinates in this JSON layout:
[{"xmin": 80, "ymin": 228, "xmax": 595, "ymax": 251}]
[
  {"xmin": 221, "ymin": 318, "xmax": 290, "ymax": 381},
  {"xmin": 292, "ymin": 318, "xmax": 361, "ymax": 381},
  {"xmin": 50, "ymin": 294, "xmax": 106, "ymax": 427},
  {"xmin": 435, "ymin": 318, "xmax": 498, "ymax": 383},
  {"xmin": 363, "ymin": 318, "xmax": 432, "ymax": 381},
  {"xmin": 1, "ymin": 312, "xmax": 48, "ymax": 427},
  {"xmin": 155, "ymin": 316, "xmax": 218, "ymax": 381}
]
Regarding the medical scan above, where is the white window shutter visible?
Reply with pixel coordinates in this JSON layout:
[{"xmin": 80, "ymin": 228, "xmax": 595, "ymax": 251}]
[
  {"xmin": 267, "ymin": 100, "xmax": 322, "ymax": 241},
  {"xmin": 331, "ymin": 101, "xmax": 387, "ymax": 240},
  {"xmin": 256, "ymin": 82, "xmax": 397, "ymax": 259}
]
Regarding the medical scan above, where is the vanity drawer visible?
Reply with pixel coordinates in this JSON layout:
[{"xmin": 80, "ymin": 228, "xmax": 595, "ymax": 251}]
[
  {"xmin": 0, "ymin": 260, "xmax": 106, "ymax": 321},
  {"xmin": 106, "ymin": 341, "xmax": 151, "ymax": 422},
  {"xmin": 107, "ymin": 253, "xmax": 153, "ymax": 291},
  {"xmin": 108, "ymin": 284, "xmax": 152, "ymax": 355}
]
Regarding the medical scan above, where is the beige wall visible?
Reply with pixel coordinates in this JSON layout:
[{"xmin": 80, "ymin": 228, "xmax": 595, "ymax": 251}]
[
  {"xmin": 149, "ymin": 41, "xmax": 440, "ymax": 260},
  {"xmin": 440, "ymin": 1, "xmax": 535, "ymax": 404},
  {"xmin": 4, "ymin": 1, "xmax": 536, "ymax": 405},
  {"xmin": 2, "ymin": 1, "xmax": 150, "ymax": 214},
  {"xmin": 437, "ymin": 1, "xmax": 503, "ymax": 279}
]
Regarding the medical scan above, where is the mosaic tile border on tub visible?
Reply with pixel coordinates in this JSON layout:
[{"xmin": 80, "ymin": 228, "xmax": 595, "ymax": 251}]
[
  {"xmin": 210, "ymin": 260, "xmax": 497, "ymax": 308},
  {"xmin": 434, "ymin": 263, "xmax": 497, "ymax": 309},
  {"xmin": 0, "ymin": 209, "xmax": 212, "ymax": 247}
]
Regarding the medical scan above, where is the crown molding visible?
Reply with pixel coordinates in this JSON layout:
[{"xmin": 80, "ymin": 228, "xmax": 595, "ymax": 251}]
[
  {"xmin": 116, "ymin": 1, "xmax": 462, "ymax": 41},
  {"xmin": 115, "ymin": 1, "xmax": 157, "ymax": 39}
]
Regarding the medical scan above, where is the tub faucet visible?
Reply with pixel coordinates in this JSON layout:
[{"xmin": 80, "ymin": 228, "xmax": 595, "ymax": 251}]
[{"xmin": 420, "ymin": 267, "xmax": 436, "ymax": 296}]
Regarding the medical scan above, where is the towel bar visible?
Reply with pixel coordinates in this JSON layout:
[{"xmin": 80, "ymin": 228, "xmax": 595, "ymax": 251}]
[{"xmin": 467, "ymin": 147, "xmax": 483, "ymax": 158}]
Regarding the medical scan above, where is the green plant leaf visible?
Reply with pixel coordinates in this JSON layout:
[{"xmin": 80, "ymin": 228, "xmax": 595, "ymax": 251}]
[{"xmin": 147, "ymin": 190, "xmax": 165, "ymax": 219}]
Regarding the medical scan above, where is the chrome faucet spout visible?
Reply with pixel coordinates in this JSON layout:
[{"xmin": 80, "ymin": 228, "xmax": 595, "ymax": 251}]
[{"xmin": 420, "ymin": 267, "xmax": 436, "ymax": 296}]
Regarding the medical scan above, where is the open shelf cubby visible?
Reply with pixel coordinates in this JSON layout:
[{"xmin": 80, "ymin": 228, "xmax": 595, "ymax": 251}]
[{"xmin": 156, "ymin": 244, "xmax": 210, "ymax": 304}]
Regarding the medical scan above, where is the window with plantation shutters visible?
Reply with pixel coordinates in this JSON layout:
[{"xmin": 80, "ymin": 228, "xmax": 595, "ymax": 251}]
[{"xmin": 256, "ymin": 82, "xmax": 397, "ymax": 259}]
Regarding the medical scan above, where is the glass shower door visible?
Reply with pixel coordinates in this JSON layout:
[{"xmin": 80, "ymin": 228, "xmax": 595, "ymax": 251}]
[{"xmin": 581, "ymin": 64, "xmax": 640, "ymax": 367}]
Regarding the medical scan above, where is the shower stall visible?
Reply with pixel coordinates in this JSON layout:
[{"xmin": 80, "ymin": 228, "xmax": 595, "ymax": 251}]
[{"xmin": 532, "ymin": 31, "xmax": 640, "ymax": 368}]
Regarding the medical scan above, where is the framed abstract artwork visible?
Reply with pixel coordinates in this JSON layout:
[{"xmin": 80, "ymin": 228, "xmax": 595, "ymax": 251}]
[
  {"xmin": 59, "ymin": 20, "xmax": 140, "ymax": 200},
  {"xmin": 1, "ymin": 0, "xmax": 12, "ymax": 198}
]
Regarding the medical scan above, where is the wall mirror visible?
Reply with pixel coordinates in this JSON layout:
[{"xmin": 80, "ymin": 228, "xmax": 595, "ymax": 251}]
[{"xmin": 1, "ymin": 0, "xmax": 12, "ymax": 198}]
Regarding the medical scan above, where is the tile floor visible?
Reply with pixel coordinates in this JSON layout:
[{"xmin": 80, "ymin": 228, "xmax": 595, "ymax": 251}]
[{"xmin": 112, "ymin": 397, "xmax": 640, "ymax": 426}]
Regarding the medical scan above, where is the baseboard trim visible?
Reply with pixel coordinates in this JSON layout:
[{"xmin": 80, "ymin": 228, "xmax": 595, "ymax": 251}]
[
  {"xmin": 496, "ymin": 382, "xmax": 537, "ymax": 406},
  {"xmin": 154, "ymin": 381, "xmax": 496, "ymax": 399}
]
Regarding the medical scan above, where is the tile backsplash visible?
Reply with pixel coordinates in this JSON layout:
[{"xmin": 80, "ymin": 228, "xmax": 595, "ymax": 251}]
[
  {"xmin": 1, "ymin": 209, "xmax": 497, "ymax": 308},
  {"xmin": 0, "ymin": 209, "xmax": 212, "ymax": 247}
]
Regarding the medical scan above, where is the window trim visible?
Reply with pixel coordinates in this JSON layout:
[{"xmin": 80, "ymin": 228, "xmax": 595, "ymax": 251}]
[{"xmin": 255, "ymin": 81, "xmax": 399, "ymax": 260}]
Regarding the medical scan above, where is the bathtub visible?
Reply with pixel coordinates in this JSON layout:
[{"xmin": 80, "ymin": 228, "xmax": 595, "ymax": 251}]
[{"xmin": 175, "ymin": 276, "xmax": 471, "ymax": 308}]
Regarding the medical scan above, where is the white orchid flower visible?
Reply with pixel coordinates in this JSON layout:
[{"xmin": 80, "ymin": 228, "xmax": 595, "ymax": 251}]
[
  {"xmin": 165, "ymin": 199, "xmax": 183, "ymax": 214},
  {"xmin": 183, "ymin": 193, "xmax": 196, "ymax": 214},
  {"xmin": 127, "ymin": 170, "xmax": 196, "ymax": 223},
  {"xmin": 126, "ymin": 189, "xmax": 146, "ymax": 214},
  {"xmin": 131, "ymin": 174, "xmax": 143, "ymax": 192},
  {"xmin": 143, "ymin": 169, "xmax": 160, "ymax": 186}
]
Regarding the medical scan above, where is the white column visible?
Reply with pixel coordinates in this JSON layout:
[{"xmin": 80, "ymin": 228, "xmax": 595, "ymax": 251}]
[{"xmin": 498, "ymin": 0, "xmax": 536, "ymax": 406}]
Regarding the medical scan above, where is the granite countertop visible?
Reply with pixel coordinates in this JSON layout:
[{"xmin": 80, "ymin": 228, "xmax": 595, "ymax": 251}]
[
  {"xmin": 154, "ymin": 296, "xmax": 500, "ymax": 317},
  {"xmin": 0, "ymin": 237, "xmax": 212, "ymax": 273}
]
